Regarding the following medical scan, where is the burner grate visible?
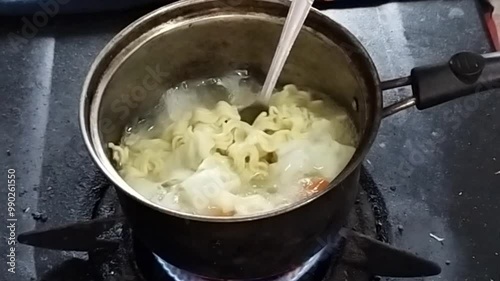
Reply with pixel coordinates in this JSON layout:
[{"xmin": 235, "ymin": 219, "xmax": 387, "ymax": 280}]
[{"xmin": 19, "ymin": 167, "xmax": 441, "ymax": 281}]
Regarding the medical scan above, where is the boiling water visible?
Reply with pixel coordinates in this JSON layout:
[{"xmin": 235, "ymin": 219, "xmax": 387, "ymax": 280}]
[
  {"xmin": 124, "ymin": 70, "xmax": 260, "ymax": 138},
  {"xmin": 111, "ymin": 70, "xmax": 358, "ymax": 217}
]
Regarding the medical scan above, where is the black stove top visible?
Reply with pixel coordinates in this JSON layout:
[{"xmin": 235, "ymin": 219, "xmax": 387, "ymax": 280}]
[{"xmin": 1, "ymin": 1, "xmax": 499, "ymax": 281}]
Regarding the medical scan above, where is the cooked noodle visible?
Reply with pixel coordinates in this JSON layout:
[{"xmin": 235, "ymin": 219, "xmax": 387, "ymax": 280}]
[{"xmin": 109, "ymin": 73, "xmax": 358, "ymax": 217}]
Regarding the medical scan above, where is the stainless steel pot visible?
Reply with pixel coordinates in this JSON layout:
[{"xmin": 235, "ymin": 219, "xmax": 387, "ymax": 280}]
[{"xmin": 80, "ymin": 0, "xmax": 500, "ymax": 279}]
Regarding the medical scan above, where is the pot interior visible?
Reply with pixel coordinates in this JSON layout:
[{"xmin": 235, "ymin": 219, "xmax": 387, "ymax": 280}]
[{"xmin": 86, "ymin": 0, "xmax": 381, "ymax": 218}]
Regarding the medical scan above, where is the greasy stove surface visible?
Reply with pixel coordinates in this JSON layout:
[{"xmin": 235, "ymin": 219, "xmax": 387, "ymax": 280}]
[{"xmin": 0, "ymin": 1, "xmax": 499, "ymax": 281}]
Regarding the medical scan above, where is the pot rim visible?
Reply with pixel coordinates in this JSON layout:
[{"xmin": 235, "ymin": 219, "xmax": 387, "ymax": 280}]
[{"xmin": 79, "ymin": 0, "xmax": 383, "ymax": 223}]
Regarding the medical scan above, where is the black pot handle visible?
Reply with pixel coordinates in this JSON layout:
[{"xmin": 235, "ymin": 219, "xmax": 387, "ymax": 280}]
[{"xmin": 381, "ymin": 51, "xmax": 500, "ymax": 117}]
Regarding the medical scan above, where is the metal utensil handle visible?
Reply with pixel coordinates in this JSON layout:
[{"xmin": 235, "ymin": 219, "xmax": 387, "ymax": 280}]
[
  {"xmin": 381, "ymin": 51, "xmax": 500, "ymax": 118},
  {"xmin": 260, "ymin": 0, "xmax": 314, "ymax": 103}
]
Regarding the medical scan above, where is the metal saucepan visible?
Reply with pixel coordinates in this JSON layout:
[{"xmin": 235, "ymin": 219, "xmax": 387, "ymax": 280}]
[{"xmin": 79, "ymin": 0, "xmax": 500, "ymax": 279}]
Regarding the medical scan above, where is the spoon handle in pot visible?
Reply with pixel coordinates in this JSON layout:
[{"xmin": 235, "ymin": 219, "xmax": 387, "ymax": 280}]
[
  {"xmin": 260, "ymin": 0, "xmax": 314, "ymax": 103},
  {"xmin": 382, "ymin": 51, "xmax": 500, "ymax": 116}
]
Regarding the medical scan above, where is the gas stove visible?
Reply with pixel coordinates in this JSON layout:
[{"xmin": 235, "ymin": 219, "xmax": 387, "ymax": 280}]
[
  {"xmin": 1, "ymin": 1, "xmax": 499, "ymax": 281},
  {"xmin": 18, "ymin": 167, "xmax": 441, "ymax": 281}
]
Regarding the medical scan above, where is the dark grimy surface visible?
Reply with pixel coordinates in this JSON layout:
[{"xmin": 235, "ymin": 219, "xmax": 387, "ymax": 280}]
[{"xmin": 0, "ymin": 1, "xmax": 498, "ymax": 281}]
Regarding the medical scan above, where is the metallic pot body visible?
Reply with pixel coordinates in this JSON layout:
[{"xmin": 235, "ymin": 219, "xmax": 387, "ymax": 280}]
[{"xmin": 80, "ymin": 0, "xmax": 382, "ymax": 279}]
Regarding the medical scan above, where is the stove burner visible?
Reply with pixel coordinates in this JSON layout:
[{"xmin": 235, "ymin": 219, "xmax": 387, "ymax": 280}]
[
  {"xmin": 136, "ymin": 238, "xmax": 340, "ymax": 281},
  {"xmin": 153, "ymin": 251, "xmax": 326, "ymax": 281}
]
